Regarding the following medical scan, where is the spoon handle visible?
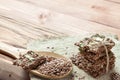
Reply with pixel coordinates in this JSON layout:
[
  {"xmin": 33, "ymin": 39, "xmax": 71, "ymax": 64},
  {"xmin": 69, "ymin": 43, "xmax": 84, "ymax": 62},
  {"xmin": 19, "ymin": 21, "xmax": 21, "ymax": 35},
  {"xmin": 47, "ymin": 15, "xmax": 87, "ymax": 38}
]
[
  {"xmin": 0, "ymin": 58, "xmax": 30, "ymax": 80},
  {"xmin": 0, "ymin": 42, "xmax": 31, "ymax": 80},
  {"xmin": 0, "ymin": 42, "xmax": 26, "ymax": 59}
]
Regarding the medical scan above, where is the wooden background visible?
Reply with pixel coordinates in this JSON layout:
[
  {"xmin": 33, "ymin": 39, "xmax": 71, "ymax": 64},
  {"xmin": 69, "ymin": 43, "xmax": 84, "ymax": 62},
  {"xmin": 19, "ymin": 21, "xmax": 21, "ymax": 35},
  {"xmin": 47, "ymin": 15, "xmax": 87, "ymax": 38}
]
[{"xmin": 0, "ymin": 0, "xmax": 120, "ymax": 49}]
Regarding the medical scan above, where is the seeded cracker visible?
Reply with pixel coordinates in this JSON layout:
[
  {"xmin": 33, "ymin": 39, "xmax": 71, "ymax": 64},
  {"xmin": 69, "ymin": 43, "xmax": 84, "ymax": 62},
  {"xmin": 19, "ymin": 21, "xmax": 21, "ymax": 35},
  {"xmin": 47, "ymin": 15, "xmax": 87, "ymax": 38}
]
[{"xmin": 71, "ymin": 34, "xmax": 115, "ymax": 78}]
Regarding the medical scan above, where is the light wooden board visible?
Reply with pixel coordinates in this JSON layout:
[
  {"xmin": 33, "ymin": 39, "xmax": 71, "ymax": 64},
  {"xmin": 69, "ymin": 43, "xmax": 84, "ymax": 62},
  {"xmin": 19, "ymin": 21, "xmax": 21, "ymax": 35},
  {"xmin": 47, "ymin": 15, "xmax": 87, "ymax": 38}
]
[
  {"xmin": 17, "ymin": 0, "xmax": 120, "ymax": 28},
  {"xmin": 0, "ymin": 0, "xmax": 120, "ymax": 48},
  {"xmin": 0, "ymin": 0, "xmax": 120, "ymax": 80}
]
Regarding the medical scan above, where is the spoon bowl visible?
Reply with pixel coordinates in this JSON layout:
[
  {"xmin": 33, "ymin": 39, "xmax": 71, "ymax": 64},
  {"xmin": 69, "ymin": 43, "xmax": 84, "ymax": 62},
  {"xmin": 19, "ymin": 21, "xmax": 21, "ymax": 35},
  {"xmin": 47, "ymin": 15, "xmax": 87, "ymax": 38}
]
[{"xmin": 30, "ymin": 51, "xmax": 73, "ymax": 79}]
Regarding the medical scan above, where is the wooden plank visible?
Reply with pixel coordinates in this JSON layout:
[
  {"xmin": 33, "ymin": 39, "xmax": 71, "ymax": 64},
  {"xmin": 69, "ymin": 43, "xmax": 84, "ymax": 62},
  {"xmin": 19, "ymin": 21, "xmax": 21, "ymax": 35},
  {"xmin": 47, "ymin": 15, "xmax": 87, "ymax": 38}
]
[
  {"xmin": 0, "ymin": 0, "xmax": 120, "ymax": 47},
  {"xmin": 105, "ymin": 0, "xmax": 120, "ymax": 4},
  {"xmin": 18, "ymin": 0, "xmax": 120, "ymax": 28}
]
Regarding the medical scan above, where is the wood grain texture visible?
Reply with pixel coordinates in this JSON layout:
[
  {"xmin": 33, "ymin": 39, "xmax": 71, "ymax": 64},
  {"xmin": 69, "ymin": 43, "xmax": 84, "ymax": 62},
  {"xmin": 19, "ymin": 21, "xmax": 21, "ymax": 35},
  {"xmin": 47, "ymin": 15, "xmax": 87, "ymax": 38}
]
[
  {"xmin": 0, "ymin": 0, "xmax": 120, "ymax": 48},
  {"xmin": 105, "ymin": 0, "xmax": 120, "ymax": 4},
  {"xmin": 17, "ymin": 0, "xmax": 120, "ymax": 28}
]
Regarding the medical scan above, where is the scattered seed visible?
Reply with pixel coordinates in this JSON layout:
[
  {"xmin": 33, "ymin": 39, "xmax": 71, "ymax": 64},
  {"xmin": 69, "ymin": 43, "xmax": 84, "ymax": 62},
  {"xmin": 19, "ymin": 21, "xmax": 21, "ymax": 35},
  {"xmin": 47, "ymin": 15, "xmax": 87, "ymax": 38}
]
[
  {"xmin": 9, "ymin": 74, "xmax": 11, "ymax": 77},
  {"xmin": 46, "ymin": 47, "xmax": 50, "ymax": 49},
  {"xmin": 51, "ymin": 47, "xmax": 54, "ymax": 49}
]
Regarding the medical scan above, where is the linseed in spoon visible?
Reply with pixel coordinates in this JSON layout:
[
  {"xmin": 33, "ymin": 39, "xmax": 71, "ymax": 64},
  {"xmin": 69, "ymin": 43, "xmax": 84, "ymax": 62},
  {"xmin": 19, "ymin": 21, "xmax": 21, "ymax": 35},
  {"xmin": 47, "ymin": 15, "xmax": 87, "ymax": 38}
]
[
  {"xmin": 13, "ymin": 51, "xmax": 72, "ymax": 78},
  {"xmin": 38, "ymin": 58, "xmax": 72, "ymax": 77}
]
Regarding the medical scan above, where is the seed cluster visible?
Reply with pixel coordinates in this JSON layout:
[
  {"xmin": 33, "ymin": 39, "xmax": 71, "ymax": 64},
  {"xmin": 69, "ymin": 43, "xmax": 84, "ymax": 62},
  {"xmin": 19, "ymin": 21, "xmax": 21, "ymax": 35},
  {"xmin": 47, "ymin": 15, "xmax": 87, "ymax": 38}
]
[
  {"xmin": 71, "ymin": 34, "xmax": 116, "ymax": 78},
  {"xmin": 38, "ymin": 58, "xmax": 72, "ymax": 77},
  {"xmin": 110, "ymin": 72, "xmax": 120, "ymax": 80}
]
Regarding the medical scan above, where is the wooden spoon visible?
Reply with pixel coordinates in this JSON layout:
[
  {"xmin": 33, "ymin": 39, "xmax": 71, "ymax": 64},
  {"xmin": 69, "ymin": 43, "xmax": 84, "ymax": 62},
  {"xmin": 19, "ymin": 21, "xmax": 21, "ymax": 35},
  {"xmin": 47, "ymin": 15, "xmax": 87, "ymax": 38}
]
[{"xmin": 0, "ymin": 42, "xmax": 73, "ymax": 79}]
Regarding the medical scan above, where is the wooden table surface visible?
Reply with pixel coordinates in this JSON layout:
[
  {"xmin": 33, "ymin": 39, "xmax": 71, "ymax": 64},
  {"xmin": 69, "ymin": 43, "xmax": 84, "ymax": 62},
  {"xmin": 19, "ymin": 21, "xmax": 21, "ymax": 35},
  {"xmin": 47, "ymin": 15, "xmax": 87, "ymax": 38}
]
[{"xmin": 0, "ymin": 0, "xmax": 120, "ymax": 49}]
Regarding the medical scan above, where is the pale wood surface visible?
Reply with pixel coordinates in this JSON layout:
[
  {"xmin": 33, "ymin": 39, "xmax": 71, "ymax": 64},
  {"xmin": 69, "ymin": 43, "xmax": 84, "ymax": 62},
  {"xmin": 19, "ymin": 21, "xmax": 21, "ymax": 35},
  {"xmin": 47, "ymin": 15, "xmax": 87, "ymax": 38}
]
[{"xmin": 0, "ymin": 0, "xmax": 120, "ymax": 49}]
